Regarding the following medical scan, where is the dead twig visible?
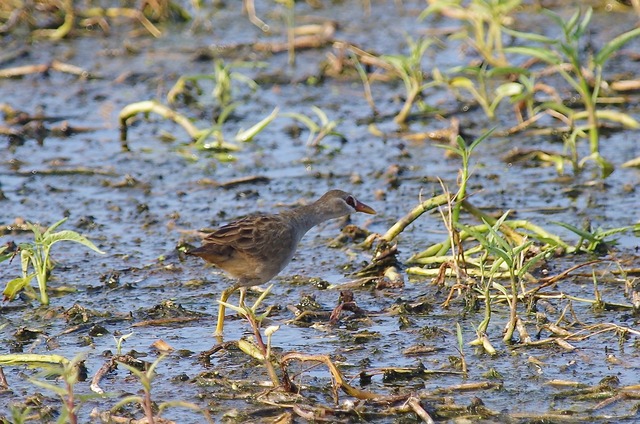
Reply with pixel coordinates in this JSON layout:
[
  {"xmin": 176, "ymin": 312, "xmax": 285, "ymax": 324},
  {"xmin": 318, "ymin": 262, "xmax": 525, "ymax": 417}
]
[
  {"xmin": 0, "ymin": 60, "xmax": 96, "ymax": 79},
  {"xmin": 281, "ymin": 352, "xmax": 395, "ymax": 402}
]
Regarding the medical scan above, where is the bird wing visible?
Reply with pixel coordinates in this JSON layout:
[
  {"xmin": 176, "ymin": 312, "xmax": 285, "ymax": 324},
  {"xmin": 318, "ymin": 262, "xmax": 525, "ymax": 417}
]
[{"xmin": 190, "ymin": 214, "xmax": 298, "ymax": 283}]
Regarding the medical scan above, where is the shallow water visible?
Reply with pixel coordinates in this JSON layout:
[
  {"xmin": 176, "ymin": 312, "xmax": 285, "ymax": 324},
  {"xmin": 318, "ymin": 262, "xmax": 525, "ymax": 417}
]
[{"xmin": 1, "ymin": 1, "xmax": 640, "ymax": 422}]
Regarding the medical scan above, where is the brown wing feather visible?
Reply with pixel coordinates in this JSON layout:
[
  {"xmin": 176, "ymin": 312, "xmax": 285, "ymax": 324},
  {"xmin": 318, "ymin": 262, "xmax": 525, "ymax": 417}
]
[{"xmin": 189, "ymin": 214, "xmax": 298, "ymax": 285}]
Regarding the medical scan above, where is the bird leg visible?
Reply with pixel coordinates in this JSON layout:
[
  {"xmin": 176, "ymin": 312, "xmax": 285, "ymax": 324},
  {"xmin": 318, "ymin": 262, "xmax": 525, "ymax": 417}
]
[
  {"xmin": 238, "ymin": 286, "xmax": 247, "ymax": 307},
  {"xmin": 215, "ymin": 284, "xmax": 240, "ymax": 337}
]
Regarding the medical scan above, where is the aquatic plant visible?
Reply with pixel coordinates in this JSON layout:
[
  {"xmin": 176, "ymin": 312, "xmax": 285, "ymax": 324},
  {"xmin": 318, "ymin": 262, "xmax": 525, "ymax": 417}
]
[
  {"xmin": 459, "ymin": 213, "xmax": 548, "ymax": 343},
  {"xmin": 119, "ymin": 58, "xmax": 281, "ymax": 156},
  {"xmin": 418, "ymin": 3, "xmax": 639, "ymax": 177},
  {"xmin": 1, "ymin": 218, "xmax": 104, "ymax": 306},
  {"xmin": 420, "ymin": 0, "xmax": 522, "ymax": 67},
  {"xmin": 106, "ymin": 350, "xmax": 213, "ymax": 423},
  {"xmin": 0, "ymin": 354, "xmax": 88, "ymax": 424},
  {"xmin": 282, "ymin": 106, "xmax": 345, "ymax": 146},
  {"xmin": 6, "ymin": 404, "xmax": 30, "ymax": 424},
  {"xmin": 505, "ymin": 7, "xmax": 640, "ymax": 177},
  {"xmin": 433, "ymin": 65, "xmax": 528, "ymax": 120},
  {"xmin": 380, "ymin": 36, "xmax": 437, "ymax": 125},
  {"xmin": 552, "ymin": 221, "xmax": 640, "ymax": 254},
  {"xmin": 119, "ymin": 100, "xmax": 278, "ymax": 157},
  {"xmin": 0, "ymin": 0, "xmax": 191, "ymax": 39},
  {"xmin": 112, "ymin": 355, "xmax": 163, "ymax": 423},
  {"xmin": 275, "ymin": 0, "xmax": 297, "ymax": 65},
  {"xmin": 219, "ymin": 284, "xmax": 280, "ymax": 386},
  {"xmin": 437, "ymin": 130, "xmax": 493, "ymax": 226},
  {"xmin": 167, "ymin": 59, "xmax": 261, "ymax": 109},
  {"xmin": 365, "ymin": 130, "xmax": 583, "ymax": 349},
  {"xmin": 29, "ymin": 355, "xmax": 88, "ymax": 424}
]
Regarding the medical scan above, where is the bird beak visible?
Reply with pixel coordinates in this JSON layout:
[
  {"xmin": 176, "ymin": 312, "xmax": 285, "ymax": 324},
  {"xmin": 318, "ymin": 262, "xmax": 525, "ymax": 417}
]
[{"xmin": 355, "ymin": 200, "xmax": 376, "ymax": 215}]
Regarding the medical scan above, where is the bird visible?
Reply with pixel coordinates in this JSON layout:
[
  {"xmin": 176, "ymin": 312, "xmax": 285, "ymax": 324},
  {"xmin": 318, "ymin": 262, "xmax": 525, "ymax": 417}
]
[{"xmin": 187, "ymin": 189, "xmax": 376, "ymax": 336}]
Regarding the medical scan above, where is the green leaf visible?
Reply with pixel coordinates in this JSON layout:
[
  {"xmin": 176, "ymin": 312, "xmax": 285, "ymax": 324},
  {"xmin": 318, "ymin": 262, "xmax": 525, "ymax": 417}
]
[
  {"xmin": 435, "ymin": 143, "xmax": 463, "ymax": 157},
  {"xmin": 381, "ymin": 55, "xmax": 407, "ymax": 71},
  {"xmin": 563, "ymin": 9, "xmax": 582, "ymax": 37},
  {"xmin": 622, "ymin": 156, "xmax": 640, "ymax": 168},
  {"xmin": 519, "ymin": 248, "xmax": 551, "ymax": 278},
  {"xmin": 495, "ymin": 82, "xmax": 523, "ymax": 97},
  {"xmin": 492, "ymin": 282, "xmax": 510, "ymax": 297},
  {"xmin": 537, "ymin": 101, "xmax": 574, "ymax": 117},
  {"xmin": 3, "ymin": 274, "xmax": 35, "ymax": 301},
  {"xmin": 281, "ymin": 112, "xmax": 320, "ymax": 132},
  {"xmin": 19, "ymin": 248, "xmax": 32, "ymax": 276},
  {"xmin": 450, "ymin": 76, "xmax": 475, "ymax": 89},
  {"xmin": 418, "ymin": 2, "xmax": 448, "ymax": 21},
  {"xmin": 43, "ymin": 218, "xmax": 69, "ymax": 237},
  {"xmin": 229, "ymin": 71, "xmax": 259, "ymax": 91},
  {"xmin": 596, "ymin": 225, "xmax": 638, "ymax": 239},
  {"xmin": 27, "ymin": 222, "xmax": 43, "ymax": 242},
  {"xmin": 576, "ymin": 8, "xmax": 593, "ymax": 38},
  {"xmin": 486, "ymin": 66, "xmax": 530, "ymax": 78},
  {"xmin": 217, "ymin": 102, "xmax": 239, "ymax": 125},
  {"xmin": 43, "ymin": 230, "xmax": 105, "ymax": 254},
  {"xmin": 552, "ymin": 221, "xmax": 597, "ymax": 242},
  {"xmin": 595, "ymin": 26, "xmax": 640, "ymax": 66},
  {"xmin": 30, "ymin": 379, "xmax": 68, "ymax": 396},
  {"xmin": 579, "ymin": 152, "xmax": 614, "ymax": 178},
  {"xmin": 0, "ymin": 353, "xmax": 70, "ymax": 367},
  {"xmin": 541, "ymin": 8, "xmax": 566, "ymax": 30},
  {"xmin": 311, "ymin": 106, "xmax": 330, "ymax": 126},
  {"xmin": 238, "ymin": 339, "xmax": 265, "ymax": 361},
  {"xmin": 487, "ymin": 212, "xmax": 511, "ymax": 246},
  {"xmin": 504, "ymin": 46, "xmax": 561, "ymax": 65},
  {"xmin": 503, "ymin": 27, "xmax": 556, "ymax": 44},
  {"xmin": 235, "ymin": 107, "xmax": 279, "ymax": 142},
  {"xmin": 111, "ymin": 395, "xmax": 145, "ymax": 414},
  {"xmin": 116, "ymin": 361, "xmax": 146, "ymax": 381},
  {"xmin": 512, "ymin": 240, "xmax": 534, "ymax": 258},
  {"xmin": 468, "ymin": 128, "xmax": 494, "ymax": 153},
  {"xmin": 0, "ymin": 245, "xmax": 13, "ymax": 263}
]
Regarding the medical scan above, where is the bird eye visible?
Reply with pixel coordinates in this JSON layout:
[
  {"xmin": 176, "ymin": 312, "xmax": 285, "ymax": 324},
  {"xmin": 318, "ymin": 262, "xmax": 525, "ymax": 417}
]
[{"xmin": 345, "ymin": 195, "xmax": 356, "ymax": 208}]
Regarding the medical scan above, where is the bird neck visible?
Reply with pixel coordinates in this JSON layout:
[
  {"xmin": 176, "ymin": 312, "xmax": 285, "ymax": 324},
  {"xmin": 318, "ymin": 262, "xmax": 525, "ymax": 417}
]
[{"xmin": 285, "ymin": 201, "xmax": 333, "ymax": 235}]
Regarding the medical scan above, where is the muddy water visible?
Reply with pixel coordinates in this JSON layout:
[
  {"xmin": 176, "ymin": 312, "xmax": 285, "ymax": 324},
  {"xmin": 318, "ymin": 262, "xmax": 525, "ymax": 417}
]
[{"xmin": 1, "ymin": 1, "xmax": 639, "ymax": 422}]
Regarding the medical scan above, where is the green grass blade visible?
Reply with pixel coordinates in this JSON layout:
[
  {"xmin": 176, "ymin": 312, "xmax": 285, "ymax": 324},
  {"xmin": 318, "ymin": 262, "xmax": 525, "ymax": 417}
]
[
  {"xmin": 597, "ymin": 224, "xmax": 639, "ymax": 238},
  {"xmin": 435, "ymin": 143, "xmax": 463, "ymax": 157},
  {"xmin": 595, "ymin": 26, "xmax": 640, "ymax": 66},
  {"xmin": 281, "ymin": 112, "xmax": 320, "ymax": 132},
  {"xmin": 503, "ymin": 27, "xmax": 556, "ymax": 44},
  {"xmin": 235, "ymin": 107, "xmax": 279, "ymax": 142},
  {"xmin": 576, "ymin": 8, "xmax": 593, "ymax": 38},
  {"xmin": 468, "ymin": 127, "xmax": 495, "ymax": 153},
  {"xmin": 551, "ymin": 221, "xmax": 597, "ymax": 242},
  {"xmin": 504, "ymin": 46, "xmax": 561, "ymax": 65}
]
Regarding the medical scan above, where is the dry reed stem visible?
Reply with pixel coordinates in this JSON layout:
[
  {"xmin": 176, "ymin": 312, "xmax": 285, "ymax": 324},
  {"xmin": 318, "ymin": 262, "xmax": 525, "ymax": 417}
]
[
  {"xmin": 407, "ymin": 396, "xmax": 435, "ymax": 423},
  {"xmin": 0, "ymin": 60, "xmax": 94, "ymax": 78},
  {"xmin": 431, "ymin": 381, "xmax": 502, "ymax": 394},
  {"xmin": 281, "ymin": 352, "xmax": 389, "ymax": 401},
  {"xmin": 525, "ymin": 260, "xmax": 601, "ymax": 296}
]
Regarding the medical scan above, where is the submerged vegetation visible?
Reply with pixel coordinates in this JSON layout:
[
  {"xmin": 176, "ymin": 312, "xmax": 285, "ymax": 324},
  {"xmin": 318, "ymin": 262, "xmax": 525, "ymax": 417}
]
[{"xmin": 1, "ymin": 0, "xmax": 639, "ymax": 422}]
